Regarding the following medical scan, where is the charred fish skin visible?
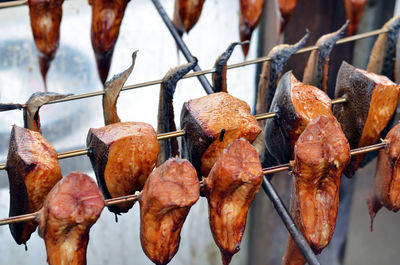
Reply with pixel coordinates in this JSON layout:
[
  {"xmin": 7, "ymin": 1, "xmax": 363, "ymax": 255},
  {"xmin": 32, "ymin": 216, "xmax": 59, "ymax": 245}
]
[
  {"xmin": 212, "ymin": 41, "xmax": 248, "ymax": 93},
  {"xmin": 282, "ymin": 115, "xmax": 350, "ymax": 265},
  {"xmin": 264, "ymin": 71, "xmax": 333, "ymax": 164},
  {"xmin": 89, "ymin": 0, "xmax": 131, "ymax": 85},
  {"xmin": 344, "ymin": 0, "xmax": 367, "ymax": 36},
  {"xmin": 103, "ymin": 51, "xmax": 138, "ymax": 125},
  {"xmin": 86, "ymin": 122, "xmax": 159, "ymax": 214},
  {"xmin": 303, "ymin": 21, "xmax": 349, "ymax": 92},
  {"xmin": 333, "ymin": 61, "xmax": 399, "ymax": 177},
  {"xmin": 172, "ymin": 0, "xmax": 205, "ymax": 36},
  {"xmin": 239, "ymin": 0, "xmax": 264, "ymax": 57},
  {"xmin": 38, "ymin": 172, "xmax": 104, "ymax": 265},
  {"xmin": 157, "ymin": 60, "xmax": 197, "ymax": 166},
  {"xmin": 256, "ymin": 31, "xmax": 309, "ymax": 117},
  {"xmin": 6, "ymin": 125, "xmax": 62, "ymax": 245},
  {"xmin": 204, "ymin": 139, "xmax": 263, "ymax": 265},
  {"xmin": 140, "ymin": 158, "xmax": 200, "ymax": 265},
  {"xmin": 28, "ymin": 0, "xmax": 64, "ymax": 86},
  {"xmin": 367, "ymin": 16, "xmax": 400, "ymax": 82},
  {"xmin": 367, "ymin": 122, "xmax": 400, "ymax": 230},
  {"xmin": 24, "ymin": 92, "xmax": 71, "ymax": 133},
  {"xmin": 180, "ymin": 92, "xmax": 261, "ymax": 178}
]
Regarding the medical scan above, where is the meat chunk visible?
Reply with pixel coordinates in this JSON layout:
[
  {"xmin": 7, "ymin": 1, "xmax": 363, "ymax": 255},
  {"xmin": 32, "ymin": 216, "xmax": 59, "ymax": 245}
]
[
  {"xmin": 239, "ymin": 0, "xmax": 264, "ymax": 56},
  {"xmin": 172, "ymin": 0, "xmax": 205, "ymax": 36},
  {"xmin": 277, "ymin": 0, "xmax": 298, "ymax": 34},
  {"xmin": 6, "ymin": 125, "xmax": 62, "ymax": 245},
  {"xmin": 264, "ymin": 71, "xmax": 333, "ymax": 164},
  {"xmin": 89, "ymin": 0, "xmax": 131, "ymax": 84},
  {"xmin": 367, "ymin": 122, "xmax": 400, "ymax": 230},
  {"xmin": 282, "ymin": 115, "xmax": 350, "ymax": 265},
  {"xmin": 140, "ymin": 158, "xmax": 200, "ymax": 265},
  {"xmin": 28, "ymin": 0, "xmax": 64, "ymax": 87},
  {"xmin": 180, "ymin": 92, "xmax": 261, "ymax": 178},
  {"xmin": 333, "ymin": 61, "xmax": 399, "ymax": 177},
  {"xmin": 38, "ymin": 172, "xmax": 104, "ymax": 265},
  {"xmin": 87, "ymin": 122, "xmax": 159, "ymax": 214},
  {"xmin": 302, "ymin": 21, "xmax": 348, "ymax": 92},
  {"xmin": 344, "ymin": 0, "xmax": 367, "ymax": 36},
  {"xmin": 204, "ymin": 139, "xmax": 263, "ymax": 265}
]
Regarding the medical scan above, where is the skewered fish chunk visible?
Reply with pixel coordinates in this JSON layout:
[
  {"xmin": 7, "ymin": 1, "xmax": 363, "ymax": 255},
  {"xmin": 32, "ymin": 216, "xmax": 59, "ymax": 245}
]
[
  {"xmin": 140, "ymin": 158, "xmax": 199, "ymax": 265},
  {"xmin": 28, "ymin": 0, "xmax": 64, "ymax": 88},
  {"xmin": 333, "ymin": 61, "xmax": 399, "ymax": 177},
  {"xmin": 264, "ymin": 71, "xmax": 333, "ymax": 164},
  {"xmin": 367, "ymin": 16, "xmax": 400, "ymax": 83},
  {"xmin": 303, "ymin": 21, "xmax": 348, "ymax": 92},
  {"xmin": 89, "ymin": 0, "xmax": 131, "ymax": 85},
  {"xmin": 180, "ymin": 92, "xmax": 261, "ymax": 178},
  {"xmin": 172, "ymin": 0, "xmax": 205, "ymax": 36},
  {"xmin": 157, "ymin": 61, "xmax": 197, "ymax": 166},
  {"xmin": 367, "ymin": 122, "xmax": 400, "ymax": 229},
  {"xmin": 277, "ymin": 0, "xmax": 298, "ymax": 34},
  {"xmin": 204, "ymin": 139, "xmax": 263, "ymax": 265},
  {"xmin": 6, "ymin": 125, "xmax": 62, "ymax": 245},
  {"xmin": 239, "ymin": 0, "xmax": 264, "ymax": 57},
  {"xmin": 282, "ymin": 115, "xmax": 350, "ymax": 265},
  {"xmin": 87, "ymin": 122, "xmax": 159, "ymax": 214},
  {"xmin": 24, "ymin": 92, "xmax": 71, "ymax": 133},
  {"xmin": 344, "ymin": 0, "xmax": 367, "ymax": 36},
  {"xmin": 38, "ymin": 172, "xmax": 104, "ymax": 265}
]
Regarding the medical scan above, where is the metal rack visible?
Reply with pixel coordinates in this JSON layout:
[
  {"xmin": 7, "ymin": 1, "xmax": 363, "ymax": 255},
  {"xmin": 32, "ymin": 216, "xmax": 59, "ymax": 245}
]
[{"xmin": 0, "ymin": 1, "xmax": 395, "ymax": 264}]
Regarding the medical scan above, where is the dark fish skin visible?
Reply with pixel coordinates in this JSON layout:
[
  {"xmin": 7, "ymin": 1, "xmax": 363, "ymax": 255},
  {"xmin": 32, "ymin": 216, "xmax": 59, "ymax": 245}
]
[
  {"xmin": 264, "ymin": 71, "xmax": 333, "ymax": 164},
  {"xmin": 103, "ymin": 51, "xmax": 137, "ymax": 125},
  {"xmin": 212, "ymin": 41, "xmax": 248, "ymax": 93},
  {"xmin": 157, "ymin": 60, "xmax": 197, "ymax": 166},
  {"xmin": 28, "ymin": 0, "xmax": 64, "ymax": 89},
  {"xmin": 254, "ymin": 32, "xmax": 309, "ymax": 168},
  {"xmin": 239, "ymin": 0, "xmax": 264, "ymax": 57},
  {"xmin": 303, "ymin": 21, "xmax": 348, "ymax": 92},
  {"xmin": 172, "ymin": 0, "xmax": 205, "ymax": 36},
  {"xmin": 24, "ymin": 92, "xmax": 72, "ymax": 133},
  {"xmin": 367, "ymin": 16, "xmax": 400, "ymax": 82},
  {"xmin": 333, "ymin": 61, "xmax": 399, "ymax": 177},
  {"xmin": 89, "ymin": 0, "xmax": 131, "ymax": 85}
]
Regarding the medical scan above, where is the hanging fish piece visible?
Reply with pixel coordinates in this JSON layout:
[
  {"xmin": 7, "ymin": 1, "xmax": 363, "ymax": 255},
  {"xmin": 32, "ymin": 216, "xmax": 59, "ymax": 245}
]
[
  {"xmin": 24, "ymin": 92, "xmax": 72, "ymax": 133},
  {"xmin": 204, "ymin": 139, "xmax": 263, "ymax": 265},
  {"xmin": 367, "ymin": 16, "xmax": 400, "ymax": 82},
  {"xmin": 333, "ymin": 61, "xmax": 399, "ymax": 177},
  {"xmin": 239, "ymin": 0, "xmax": 264, "ymax": 57},
  {"xmin": 28, "ymin": 0, "xmax": 65, "ymax": 89},
  {"xmin": 367, "ymin": 122, "xmax": 400, "ymax": 231},
  {"xmin": 303, "ymin": 21, "xmax": 349, "ymax": 92},
  {"xmin": 38, "ymin": 172, "xmax": 104, "ymax": 265},
  {"xmin": 180, "ymin": 92, "xmax": 261, "ymax": 178},
  {"xmin": 157, "ymin": 60, "xmax": 197, "ymax": 166},
  {"xmin": 277, "ymin": 0, "xmax": 298, "ymax": 34},
  {"xmin": 212, "ymin": 41, "xmax": 248, "ymax": 93},
  {"xmin": 6, "ymin": 125, "xmax": 62, "ymax": 246},
  {"xmin": 264, "ymin": 71, "xmax": 333, "ymax": 164},
  {"xmin": 140, "ymin": 158, "xmax": 199, "ymax": 265},
  {"xmin": 89, "ymin": 0, "xmax": 131, "ymax": 85},
  {"xmin": 172, "ymin": 0, "xmax": 205, "ymax": 36},
  {"xmin": 344, "ymin": 0, "xmax": 367, "ymax": 36},
  {"xmin": 282, "ymin": 115, "xmax": 350, "ymax": 265},
  {"xmin": 103, "ymin": 51, "xmax": 138, "ymax": 125}
]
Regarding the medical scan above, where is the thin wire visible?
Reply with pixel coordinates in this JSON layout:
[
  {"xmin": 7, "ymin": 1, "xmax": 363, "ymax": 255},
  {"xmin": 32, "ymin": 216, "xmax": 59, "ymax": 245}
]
[
  {"xmin": 0, "ymin": 28, "xmax": 387, "ymax": 111},
  {"xmin": 0, "ymin": 140, "xmax": 387, "ymax": 226}
]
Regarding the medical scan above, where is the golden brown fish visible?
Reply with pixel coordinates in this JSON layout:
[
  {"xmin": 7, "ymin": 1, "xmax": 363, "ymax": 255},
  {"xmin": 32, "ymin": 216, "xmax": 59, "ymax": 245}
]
[
  {"xmin": 239, "ymin": 0, "xmax": 264, "ymax": 57},
  {"xmin": 344, "ymin": 0, "xmax": 367, "ymax": 36},
  {"xmin": 172, "ymin": 0, "xmax": 205, "ymax": 35}
]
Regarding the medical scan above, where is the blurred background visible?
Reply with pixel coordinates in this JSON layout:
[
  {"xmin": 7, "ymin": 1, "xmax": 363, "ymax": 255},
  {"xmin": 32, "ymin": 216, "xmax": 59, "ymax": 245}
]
[{"xmin": 0, "ymin": 0, "xmax": 398, "ymax": 264}]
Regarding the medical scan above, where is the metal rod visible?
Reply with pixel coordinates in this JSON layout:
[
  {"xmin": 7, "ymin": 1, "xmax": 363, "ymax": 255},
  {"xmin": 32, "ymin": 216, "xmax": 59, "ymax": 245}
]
[
  {"xmin": 261, "ymin": 176, "xmax": 321, "ymax": 265},
  {"xmin": 0, "ymin": 25, "xmax": 386, "ymax": 111},
  {"xmin": 150, "ymin": 0, "xmax": 214, "ymax": 95}
]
